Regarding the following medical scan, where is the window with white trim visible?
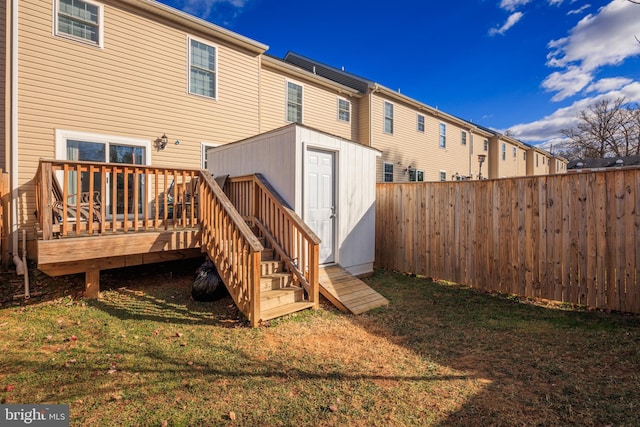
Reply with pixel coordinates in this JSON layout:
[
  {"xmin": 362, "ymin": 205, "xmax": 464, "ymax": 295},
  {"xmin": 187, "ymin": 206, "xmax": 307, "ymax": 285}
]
[
  {"xmin": 55, "ymin": 0, "xmax": 103, "ymax": 47},
  {"xmin": 189, "ymin": 38, "xmax": 216, "ymax": 98},
  {"xmin": 439, "ymin": 123, "xmax": 446, "ymax": 148},
  {"xmin": 287, "ymin": 81, "xmax": 303, "ymax": 123},
  {"xmin": 337, "ymin": 98, "xmax": 350, "ymax": 122},
  {"xmin": 384, "ymin": 102, "xmax": 394, "ymax": 134},
  {"xmin": 201, "ymin": 143, "xmax": 217, "ymax": 170},
  {"xmin": 409, "ymin": 169, "xmax": 425, "ymax": 182},
  {"xmin": 383, "ymin": 162, "xmax": 394, "ymax": 182},
  {"xmin": 523, "ymin": 151, "xmax": 527, "ymax": 161},
  {"xmin": 439, "ymin": 171, "xmax": 446, "ymax": 182},
  {"xmin": 536, "ymin": 154, "xmax": 539, "ymax": 167},
  {"xmin": 513, "ymin": 147, "xmax": 517, "ymax": 158},
  {"xmin": 502, "ymin": 143, "xmax": 506, "ymax": 160},
  {"xmin": 461, "ymin": 131, "xmax": 467, "ymax": 145},
  {"xmin": 483, "ymin": 139, "xmax": 488, "ymax": 152},
  {"xmin": 417, "ymin": 114, "xmax": 425, "ymax": 132}
]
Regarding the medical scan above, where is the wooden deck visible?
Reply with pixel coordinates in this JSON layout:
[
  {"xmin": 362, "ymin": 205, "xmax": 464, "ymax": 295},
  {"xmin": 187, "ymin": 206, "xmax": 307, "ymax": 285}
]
[{"xmin": 318, "ymin": 265, "xmax": 389, "ymax": 315}]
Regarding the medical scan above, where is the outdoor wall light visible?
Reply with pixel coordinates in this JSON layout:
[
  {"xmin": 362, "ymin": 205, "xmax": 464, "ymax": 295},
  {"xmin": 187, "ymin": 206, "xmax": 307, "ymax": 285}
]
[{"xmin": 155, "ymin": 134, "xmax": 169, "ymax": 151}]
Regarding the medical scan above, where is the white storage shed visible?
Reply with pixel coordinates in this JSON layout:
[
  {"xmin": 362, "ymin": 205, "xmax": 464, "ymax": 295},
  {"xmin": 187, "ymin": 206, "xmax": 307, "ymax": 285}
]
[{"xmin": 207, "ymin": 124, "xmax": 380, "ymax": 276}]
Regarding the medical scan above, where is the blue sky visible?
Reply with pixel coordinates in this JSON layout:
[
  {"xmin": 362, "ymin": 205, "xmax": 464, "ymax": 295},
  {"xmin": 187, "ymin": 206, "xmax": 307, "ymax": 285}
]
[{"xmin": 158, "ymin": 0, "xmax": 640, "ymax": 147}]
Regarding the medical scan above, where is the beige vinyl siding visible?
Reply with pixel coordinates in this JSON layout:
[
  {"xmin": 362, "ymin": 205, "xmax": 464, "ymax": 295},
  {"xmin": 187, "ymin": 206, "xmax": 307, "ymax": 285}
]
[
  {"xmin": 526, "ymin": 149, "xmax": 551, "ymax": 176},
  {"xmin": 371, "ymin": 93, "xmax": 471, "ymax": 182},
  {"xmin": 259, "ymin": 65, "xmax": 359, "ymax": 142},
  {"xmin": 16, "ymin": 0, "xmax": 261, "ymax": 232},
  {"xmin": 357, "ymin": 95, "xmax": 371, "ymax": 147}
]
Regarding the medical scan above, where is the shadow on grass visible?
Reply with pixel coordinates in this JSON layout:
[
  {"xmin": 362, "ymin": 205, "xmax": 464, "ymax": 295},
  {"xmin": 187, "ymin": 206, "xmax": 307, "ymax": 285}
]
[{"xmin": 359, "ymin": 269, "xmax": 640, "ymax": 426}]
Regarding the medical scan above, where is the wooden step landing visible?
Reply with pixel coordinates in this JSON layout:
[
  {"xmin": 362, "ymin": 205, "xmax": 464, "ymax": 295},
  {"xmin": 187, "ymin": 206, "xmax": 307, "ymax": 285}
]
[{"xmin": 319, "ymin": 265, "xmax": 389, "ymax": 315}]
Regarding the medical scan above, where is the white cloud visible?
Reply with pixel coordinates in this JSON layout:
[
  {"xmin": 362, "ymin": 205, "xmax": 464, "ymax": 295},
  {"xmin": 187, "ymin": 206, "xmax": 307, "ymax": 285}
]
[
  {"xmin": 489, "ymin": 12, "xmax": 524, "ymax": 36},
  {"xmin": 567, "ymin": 4, "xmax": 590, "ymax": 15},
  {"xmin": 544, "ymin": 1, "xmax": 640, "ymax": 100},
  {"xmin": 499, "ymin": 0, "xmax": 531, "ymax": 11},
  {"xmin": 548, "ymin": 0, "xmax": 564, "ymax": 6},
  {"xmin": 586, "ymin": 77, "xmax": 633, "ymax": 93},
  {"xmin": 507, "ymin": 82, "xmax": 640, "ymax": 142},
  {"xmin": 542, "ymin": 66, "xmax": 593, "ymax": 101}
]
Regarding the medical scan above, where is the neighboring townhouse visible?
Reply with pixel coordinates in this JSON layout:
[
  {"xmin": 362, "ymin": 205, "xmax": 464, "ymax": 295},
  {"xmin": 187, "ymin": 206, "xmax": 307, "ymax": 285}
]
[
  {"xmin": 283, "ymin": 52, "xmax": 496, "ymax": 183},
  {"xmin": 487, "ymin": 134, "xmax": 529, "ymax": 179},
  {"xmin": 549, "ymin": 155, "xmax": 569, "ymax": 174},
  {"xmin": 526, "ymin": 146, "xmax": 552, "ymax": 176},
  {"xmin": 258, "ymin": 55, "xmax": 361, "ymax": 142}
]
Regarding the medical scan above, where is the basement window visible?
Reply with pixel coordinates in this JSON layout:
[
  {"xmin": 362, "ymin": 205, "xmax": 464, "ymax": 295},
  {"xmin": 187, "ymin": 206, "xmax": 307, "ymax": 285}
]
[{"xmin": 55, "ymin": 0, "xmax": 103, "ymax": 47}]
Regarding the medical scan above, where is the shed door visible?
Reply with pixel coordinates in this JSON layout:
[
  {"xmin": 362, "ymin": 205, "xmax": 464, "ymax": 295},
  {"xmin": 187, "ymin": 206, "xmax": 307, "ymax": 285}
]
[{"xmin": 306, "ymin": 149, "xmax": 336, "ymax": 264}]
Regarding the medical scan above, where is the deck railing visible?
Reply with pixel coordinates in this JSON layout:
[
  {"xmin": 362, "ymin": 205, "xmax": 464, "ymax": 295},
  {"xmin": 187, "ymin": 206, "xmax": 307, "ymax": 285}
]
[
  {"xmin": 225, "ymin": 174, "xmax": 320, "ymax": 308},
  {"xmin": 198, "ymin": 173, "xmax": 264, "ymax": 326},
  {"xmin": 35, "ymin": 159, "xmax": 200, "ymax": 239}
]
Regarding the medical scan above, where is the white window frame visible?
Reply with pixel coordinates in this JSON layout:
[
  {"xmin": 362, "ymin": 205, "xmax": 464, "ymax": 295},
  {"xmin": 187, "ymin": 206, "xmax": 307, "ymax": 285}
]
[
  {"xmin": 502, "ymin": 143, "xmax": 506, "ymax": 161},
  {"xmin": 188, "ymin": 36, "xmax": 218, "ymax": 100},
  {"xmin": 201, "ymin": 142, "xmax": 218, "ymax": 170},
  {"xmin": 461, "ymin": 131, "xmax": 467, "ymax": 145},
  {"xmin": 513, "ymin": 147, "xmax": 517, "ymax": 158},
  {"xmin": 439, "ymin": 171, "xmax": 447, "ymax": 182},
  {"xmin": 408, "ymin": 168, "xmax": 425, "ymax": 182},
  {"xmin": 384, "ymin": 102, "xmax": 394, "ymax": 134},
  {"xmin": 417, "ymin": 114, "xmax": 425, "ymax": 133},
  {"xmin": 483, "ymin": 139, "xmax": 488, "ymax": 152},
  {"xmin": 383, "ymin": 162, "xmax": 394, "ymax": 182},
  {"xmin": 439, "ymin": 123, "xmax": 446, "ymax": 148},
  {"xmin": 286, "ymin": 80, "xmax": 304, "ymax": 123},
  {"xmin": 54, "ymin": 0, "xmax": 104, "ymax": 48},
  {"xmin": 337, "ymin": 97, "xmax": 351, "ymax": 122}
]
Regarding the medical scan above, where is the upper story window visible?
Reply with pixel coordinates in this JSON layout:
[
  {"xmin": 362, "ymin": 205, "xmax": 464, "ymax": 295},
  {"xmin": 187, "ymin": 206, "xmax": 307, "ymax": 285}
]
[
  {"xmin": 287, "ymin": 81, "xmax": 303, "ymax": 123},
  {"xmin": 523, "ymin": 151, "xmax": 527, "ymax": 161},
  {"xmin": 55, "ymin": 0, "xmax": 103, "ymax": 47},
  {"xmin": 384, "ymin": 102, "xmax": 394, "ymax": 134},
  {"xmin": 417, "ymin": 114, "xmax": 425, "ymax": 132},
  {"xmin": 502, "ymin": 143, "xmax": 506, "ymax": 160},
  {"xmin": 536, "ymin": 153, "xmax": 539, "ymax": 167},
  {"xmin": 461, "ymin": 131, "xmax": 467, "ymax": 145},
  {"xmin": 383, "ymin": 162, "xmax": 394, "ymax": 182},
  {"xmin": 337, "ymin": 98, "xmax": 351, "ymax": 122},
  {"xmin": 513, "ymin": 147, "xmax": 517, "ymax": 158},
  {"xmin": 189, "ymin": 38, "xmax": 217, "ymax": 99},
  {"xmin": 439, "ymin": 123, "xmax": 446, "ymax": 148},
  {"xmin": 542, "ymin": 157, "xmax": 546, "ymax": 165},
  {"xmin": 483, "ymin": 139, "xmax": 488, "ymax": 152}
]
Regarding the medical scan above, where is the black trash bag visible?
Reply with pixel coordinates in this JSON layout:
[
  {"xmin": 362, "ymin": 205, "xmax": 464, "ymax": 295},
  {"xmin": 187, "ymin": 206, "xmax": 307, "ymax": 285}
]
[{"xmin": 192, "ymin": 260, "xmax": 226, "ymax": 301}]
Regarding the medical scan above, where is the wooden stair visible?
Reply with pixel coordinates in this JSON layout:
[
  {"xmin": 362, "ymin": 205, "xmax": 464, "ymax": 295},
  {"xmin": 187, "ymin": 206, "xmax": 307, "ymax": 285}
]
[{"xmin": 253, "ymin": 228, "xmax": 315, "ymax": 322}]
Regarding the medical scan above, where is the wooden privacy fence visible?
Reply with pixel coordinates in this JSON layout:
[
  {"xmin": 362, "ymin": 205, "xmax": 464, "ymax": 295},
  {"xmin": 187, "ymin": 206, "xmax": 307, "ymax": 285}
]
[{"xmin": 376, "ymin": 169, "xmax": 640, "ymax": 314}]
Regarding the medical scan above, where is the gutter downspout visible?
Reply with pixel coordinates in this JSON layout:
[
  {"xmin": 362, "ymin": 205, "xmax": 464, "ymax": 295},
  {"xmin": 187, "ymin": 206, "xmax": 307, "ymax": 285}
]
[
  {"xmin": 368, "ymin": 84, "xmax": 380, "ymax": 148},
  {"xmin": 10, "ymin": 0, "xmax": 19, "ymax": 258}
]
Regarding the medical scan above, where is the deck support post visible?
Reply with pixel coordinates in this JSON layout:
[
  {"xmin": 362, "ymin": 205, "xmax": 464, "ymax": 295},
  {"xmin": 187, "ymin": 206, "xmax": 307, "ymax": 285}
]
[{"xmin": 85, "ymin": 269, "xmax": 100, "ymax": 299}]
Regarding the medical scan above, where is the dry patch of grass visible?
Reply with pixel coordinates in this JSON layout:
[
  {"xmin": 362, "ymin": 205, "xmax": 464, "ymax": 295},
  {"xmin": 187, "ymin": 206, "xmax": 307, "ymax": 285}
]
[{"xmin": 0, "ymin": 262, "xmax": 639, "ymax": 426}]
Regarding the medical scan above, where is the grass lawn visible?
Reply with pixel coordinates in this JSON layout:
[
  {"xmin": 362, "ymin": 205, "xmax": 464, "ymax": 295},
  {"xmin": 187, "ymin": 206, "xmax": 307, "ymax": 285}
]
[{"xmin": 1, "ymin": 260, "xmax": 639, "ymax": 426}]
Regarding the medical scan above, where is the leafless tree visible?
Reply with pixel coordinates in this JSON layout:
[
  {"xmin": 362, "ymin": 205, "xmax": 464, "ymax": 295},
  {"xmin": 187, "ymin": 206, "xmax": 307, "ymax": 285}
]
[{"xmin": 561, "ymin": 98, "xmax": 640, "ymax": 159}]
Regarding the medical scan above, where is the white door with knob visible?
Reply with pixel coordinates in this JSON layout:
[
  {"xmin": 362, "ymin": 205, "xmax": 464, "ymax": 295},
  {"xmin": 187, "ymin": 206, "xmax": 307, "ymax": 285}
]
[{"xmin": 306, "ymin": 149, "xmax": 336, "ymax": 264}]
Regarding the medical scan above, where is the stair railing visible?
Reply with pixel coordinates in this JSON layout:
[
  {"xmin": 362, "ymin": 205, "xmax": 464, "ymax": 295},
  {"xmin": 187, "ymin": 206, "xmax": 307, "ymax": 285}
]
[
  {"xmin": 198, "ymin": 171, "xmax": 264, "ymax": 326},
  {"xmin": 224, "ymin": 174, "xmax": 320, "ymax": 308}
]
